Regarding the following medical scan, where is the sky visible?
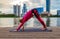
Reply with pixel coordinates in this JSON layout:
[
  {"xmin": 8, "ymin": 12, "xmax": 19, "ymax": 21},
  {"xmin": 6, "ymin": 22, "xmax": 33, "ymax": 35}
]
[
  {"xmin": 51, "ymin": 0, "xmax": 60, "ymax": 10},
  {"xmin": 0, "ymin": 0, "xmax": 60, "ymax": 14}
]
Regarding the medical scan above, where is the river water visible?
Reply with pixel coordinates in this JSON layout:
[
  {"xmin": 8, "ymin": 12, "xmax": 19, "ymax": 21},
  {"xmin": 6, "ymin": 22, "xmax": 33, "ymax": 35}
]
[{"xmin": 0, "ymin": 18, "xmax": 60, "ymax": 27}]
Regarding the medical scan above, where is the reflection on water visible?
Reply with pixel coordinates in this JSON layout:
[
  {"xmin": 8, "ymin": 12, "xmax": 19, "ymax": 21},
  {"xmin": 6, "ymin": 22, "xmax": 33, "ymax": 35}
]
[
  {"xmin": 50, "ymin": 18, "xmax": 57, "ymax": 26},
  {"xmin": 33, "ymin": 18, "xmax": 46, "ymax": 28},
  {"xmin": 0, "ymin": 18, "xmax": 60, "ymax": 27},
  {"xmin": 0, "ymin": 18, "xmax": 14, "ymax": 27},
  {"xmin": 23, "ymin": 18, "xmax": 47, "ymax": 28},
  {"xmin": 24, "ymin": 18, "xmax": 34, "ymax": 27},
  {"xmin": 57, "ymin": 18, "xmax": 60, "ymax": 26}
]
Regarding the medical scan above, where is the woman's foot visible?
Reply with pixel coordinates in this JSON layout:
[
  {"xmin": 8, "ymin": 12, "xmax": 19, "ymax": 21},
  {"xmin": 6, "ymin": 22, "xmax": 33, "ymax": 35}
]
[
  {"xmin": 40, "ymin": 28, "xmax": 47, "ymax": 31},
  {"xmin": 13, "ymin": 29, "xmax": 18, "ymax": 32}
]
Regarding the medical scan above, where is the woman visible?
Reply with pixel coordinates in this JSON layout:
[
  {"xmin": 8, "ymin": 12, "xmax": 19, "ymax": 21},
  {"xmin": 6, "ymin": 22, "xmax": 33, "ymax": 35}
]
[{"xmin": 16, "ymin": 8, "xmax": 47, "ymax": 31}]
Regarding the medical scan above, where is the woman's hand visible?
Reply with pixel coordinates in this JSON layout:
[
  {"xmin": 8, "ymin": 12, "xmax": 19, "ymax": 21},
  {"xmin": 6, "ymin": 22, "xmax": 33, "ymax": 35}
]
[{"xmin": 19, "ymin": 19, "xmax": 22, "ymax": 23}]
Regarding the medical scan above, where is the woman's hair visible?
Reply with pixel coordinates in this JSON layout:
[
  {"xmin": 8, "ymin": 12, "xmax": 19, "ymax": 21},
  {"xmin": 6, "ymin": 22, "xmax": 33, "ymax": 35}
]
[
  {"xmin": 32, "ymin": 8, "xmax": 38, "ymax": 13},
  {"xmin": 31, "ymin": 8, "xmax": 39, "ymax": 17}
]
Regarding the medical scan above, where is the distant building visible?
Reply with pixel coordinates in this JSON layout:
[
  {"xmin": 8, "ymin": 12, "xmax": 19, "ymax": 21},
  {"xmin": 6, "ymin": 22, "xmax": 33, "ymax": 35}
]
[
  {"xmin": 50, "ymin": 10, "xmax": 57, "ymax": 15},
  {"xmin": 46, "ymin": 0, "xmax": 50, "ymax": 27},
  {"xmin": 22, "ymin": 4, "xmax": 27, "ymax": 17},
  {"xmin": 46, "ymin": 0, "xmax": 50, "ymax": 13},
  {"xmin": 18, "ymin": 5, "xmax": 20, "ymax": 17},
  {"xmin": 13, "ymin": 5, "xmax": 17, "ymax": 15},
  {"xmin": 57, "ymin": 10, "xmax": 60, "ymax": 16},
  {"xmin": 13, "ymin": 5, "xmax": 20, "ymax": 17}
]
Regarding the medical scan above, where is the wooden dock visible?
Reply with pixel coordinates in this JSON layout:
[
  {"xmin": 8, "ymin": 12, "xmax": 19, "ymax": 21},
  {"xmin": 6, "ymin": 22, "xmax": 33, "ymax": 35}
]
[{"xmin": 0, "ymin": 27, "xmax": 60, "ymax": 39}]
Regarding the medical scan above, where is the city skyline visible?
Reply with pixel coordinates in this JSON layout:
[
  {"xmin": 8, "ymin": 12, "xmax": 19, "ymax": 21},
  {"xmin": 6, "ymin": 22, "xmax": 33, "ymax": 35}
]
[{"xmin": 0, "ymin": 0, "xmax": 60, "ymax": 15}]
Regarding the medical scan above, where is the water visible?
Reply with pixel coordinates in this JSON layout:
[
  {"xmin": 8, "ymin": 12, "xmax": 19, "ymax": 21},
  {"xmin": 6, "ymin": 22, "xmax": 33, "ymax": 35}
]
[
  {"xmin": 0, "ymin": 18, "xmax": 14, "ymax": 27},
  {"xmin": 0, "ymin": 18, "xmax": 60, "ymax": 27},
  {"xmin": 57, "ymin": 18, "xmax": 60, "ymax": 26}
]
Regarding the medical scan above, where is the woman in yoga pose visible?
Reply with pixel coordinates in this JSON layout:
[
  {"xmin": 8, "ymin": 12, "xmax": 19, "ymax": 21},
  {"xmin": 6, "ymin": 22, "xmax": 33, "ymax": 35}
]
[{"xmin": 16, "ymin": 8, "xmax": 47, "ymax": 31}]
